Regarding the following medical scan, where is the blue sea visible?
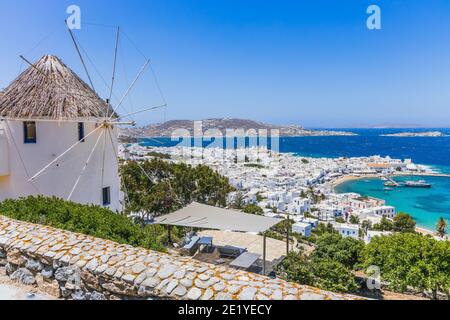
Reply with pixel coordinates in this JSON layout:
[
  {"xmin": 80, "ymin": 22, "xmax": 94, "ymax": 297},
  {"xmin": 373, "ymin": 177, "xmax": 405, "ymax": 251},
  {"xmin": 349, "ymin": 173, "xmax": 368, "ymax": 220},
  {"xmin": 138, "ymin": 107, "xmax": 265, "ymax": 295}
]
[{"xmin": 139, "ymin": 128, "xmax": 450, "ymax": 232}]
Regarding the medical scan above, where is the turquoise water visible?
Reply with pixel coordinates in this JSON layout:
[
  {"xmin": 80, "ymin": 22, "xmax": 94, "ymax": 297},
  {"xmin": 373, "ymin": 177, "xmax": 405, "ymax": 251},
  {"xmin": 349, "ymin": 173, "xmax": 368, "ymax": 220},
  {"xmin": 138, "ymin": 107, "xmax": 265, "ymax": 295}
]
[{"xmin": 335, "ymin": 176, "xmax": 450, "ymax": 233}]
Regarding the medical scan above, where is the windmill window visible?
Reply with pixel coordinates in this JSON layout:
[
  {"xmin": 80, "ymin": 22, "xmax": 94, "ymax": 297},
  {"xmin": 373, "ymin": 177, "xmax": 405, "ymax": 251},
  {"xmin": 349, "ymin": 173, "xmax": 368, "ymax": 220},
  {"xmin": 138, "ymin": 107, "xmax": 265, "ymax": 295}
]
[
  {"xmin": 78, "ymin": 122, "xmax": 85, "ymax": 142},
  {"xmin": 102, "ymin": 187, "xmax": 111, "ymax": 206},
  {"xmin": 23, "ymin": 122, "xmax": 36, "ymax": 144}
]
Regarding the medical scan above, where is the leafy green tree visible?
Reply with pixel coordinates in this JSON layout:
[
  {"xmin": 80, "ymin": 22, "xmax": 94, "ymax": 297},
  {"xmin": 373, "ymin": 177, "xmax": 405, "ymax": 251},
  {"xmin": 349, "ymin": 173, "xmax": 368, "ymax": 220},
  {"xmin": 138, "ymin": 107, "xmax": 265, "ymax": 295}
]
[
  {"xmin": 335, "ymin": 216, "xmax": 346, "ymax": 223},
  {"xmin": 436, "ymin": 217, "xmax": 448, "ymax": 238},
  {"xmin": 373, "ymin": 216, "xmax": 394, "ymax": 231},
  {"xmin": 120, "ymin": 159, "xmax": 234, "ymax": 219},
  {"xmin": 276, "ymin": 252, "xmax": 359, "ymax": 293},
  {"xmin": 361, "ymin": 220, "xmax": 372, "ymax": 233},
  {"xmin": 231, "ymin": 191, "xmax": 245, "ymax": 210},
  {"xmin": 362, "ymin": 233, "xmax": 450, "ymax": 298},
  {"xmin": 349, "ymin": 215, "xmax": 360, "ymax": 225},
  {"xmin": 311, "ymin": 233, "xmax": 364, "ymax": 269},
  {"xmin": 313, "ymin": 223, "xmax": 337, "ymax": 236},
  {"xmin": 276, "ymin": 251, "xmax": 314, "ymax": 285},
  {"xmin": 242, "ymin": 204, "xmax": 264, "ymax": 215},
  {"xmin": 393, "ymin": 212, "xmax": 416, "ymax": 233},
  {"xmin": 310, "ymin": 258, "xmax": 359, "ymax": 293},
  {"xmin": 256, "ymin": 192, "xmax": 264, "ymax": 202}
]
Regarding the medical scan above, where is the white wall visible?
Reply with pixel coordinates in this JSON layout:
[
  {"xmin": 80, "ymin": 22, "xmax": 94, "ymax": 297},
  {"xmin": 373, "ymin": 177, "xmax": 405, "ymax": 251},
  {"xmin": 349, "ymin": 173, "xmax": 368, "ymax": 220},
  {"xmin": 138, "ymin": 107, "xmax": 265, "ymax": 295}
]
[{"xmin": 0, "ymin": 119, "xmax": 122, "ymax": 212}]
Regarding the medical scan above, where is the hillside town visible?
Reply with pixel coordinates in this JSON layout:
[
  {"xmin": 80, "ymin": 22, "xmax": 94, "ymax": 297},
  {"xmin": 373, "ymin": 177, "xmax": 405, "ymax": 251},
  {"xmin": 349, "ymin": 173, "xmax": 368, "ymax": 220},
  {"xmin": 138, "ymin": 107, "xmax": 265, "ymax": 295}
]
[{"xmin": 120, "ymin": 143, "xmax": 438, "ymax": 243}]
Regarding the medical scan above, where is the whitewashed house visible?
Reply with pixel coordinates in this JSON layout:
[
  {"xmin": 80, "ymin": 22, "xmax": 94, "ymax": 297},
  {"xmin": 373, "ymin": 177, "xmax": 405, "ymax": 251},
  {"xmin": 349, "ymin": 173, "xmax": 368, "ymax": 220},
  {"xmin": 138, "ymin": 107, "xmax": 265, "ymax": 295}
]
[
  {"xmin": 302, "ymin": 217, "xmax": 319, "ymax": 229},
  {"xmin": 364, "ymin": 230, "xmax": 393, "ymax": 244},
  {"xmin": 289, "ymin": 197, "xmax": 311, "ymax": 215},
  {"xmin": 292, "ymin": 222, "xmax": 312, "ymax": 237},
  {"xmin": 332, "ymin": 223, "xmax": 360, "ymax": 239},
  {"xmin": 0, "ymin": 55, "xmax": 122, "ymax": 211}
]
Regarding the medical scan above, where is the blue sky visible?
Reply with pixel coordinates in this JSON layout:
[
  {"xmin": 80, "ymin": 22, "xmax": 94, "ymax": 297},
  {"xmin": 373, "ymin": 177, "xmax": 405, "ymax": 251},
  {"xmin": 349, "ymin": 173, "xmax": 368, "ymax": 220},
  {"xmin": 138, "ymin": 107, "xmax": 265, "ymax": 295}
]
[{"xmin": 1, "ymin": 0, "xmax": 450, "ymax": 127}]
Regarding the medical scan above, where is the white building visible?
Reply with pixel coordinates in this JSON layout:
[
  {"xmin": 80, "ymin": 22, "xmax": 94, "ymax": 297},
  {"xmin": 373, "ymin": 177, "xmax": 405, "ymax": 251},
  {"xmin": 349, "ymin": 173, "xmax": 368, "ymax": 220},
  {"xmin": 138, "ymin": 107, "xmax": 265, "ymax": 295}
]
[
  {"xmin": 364, "ymin": 230, "xmax": 393, "ymax": 244},
  {"xmin": 289, "ymin": 197, "xmax": 311, "ymax": 215},
  {"xmin": 0, "ymin": 55, "xmax": 122, "ymax": 211},
  {"xmin": 292, "ymin": 222, "xmax": 312, "ymax": 237},
  {"xmin": 332, "ymin": 223, "xmax": 360, "ymax": 239},
  {"xmin": 363, "ymin": 206, "xmax": 396, "ymax": 219}
]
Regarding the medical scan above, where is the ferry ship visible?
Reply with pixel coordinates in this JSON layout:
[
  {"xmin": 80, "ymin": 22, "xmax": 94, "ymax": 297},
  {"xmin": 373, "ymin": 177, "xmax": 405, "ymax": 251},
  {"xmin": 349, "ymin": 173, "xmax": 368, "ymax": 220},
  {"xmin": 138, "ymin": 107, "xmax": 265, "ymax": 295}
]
[{"xmin": 404, "ymin": 180, "xmax": 432, "ymax": 188}]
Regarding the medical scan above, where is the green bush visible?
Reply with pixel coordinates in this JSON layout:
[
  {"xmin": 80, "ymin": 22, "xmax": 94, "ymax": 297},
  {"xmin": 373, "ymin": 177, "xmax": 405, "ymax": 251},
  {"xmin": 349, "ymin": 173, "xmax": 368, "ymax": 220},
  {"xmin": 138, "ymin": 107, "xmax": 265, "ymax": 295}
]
[
  {"xmin": 311, "ymin": 233, "xmax": 365, "ymax": 270},
  {"xmin": 363, "ymin": 232, "xmax": 450, "ymax": 298},
  {"xmin": 0, "ymin": 196, "xmax": 171, "ymax": 252},
  {"xmin": 121, "ymin": 159, "xmax": 234, "ymax": 217},
  {"xmin": 242, "ymin": 204, "xmax": 264, "ymax": 215},
  {"xmin": 276, "ymin": 251, "xmax": 359, "ymax": 293}
]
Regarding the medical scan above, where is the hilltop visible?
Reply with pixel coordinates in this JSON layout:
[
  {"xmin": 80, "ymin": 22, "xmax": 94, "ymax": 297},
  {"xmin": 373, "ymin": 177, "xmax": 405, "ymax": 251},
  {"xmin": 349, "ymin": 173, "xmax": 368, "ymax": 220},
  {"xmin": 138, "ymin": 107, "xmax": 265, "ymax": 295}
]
[{"xmin": 120, "ymin": 118, "xmax": 357, "ymax": 139}]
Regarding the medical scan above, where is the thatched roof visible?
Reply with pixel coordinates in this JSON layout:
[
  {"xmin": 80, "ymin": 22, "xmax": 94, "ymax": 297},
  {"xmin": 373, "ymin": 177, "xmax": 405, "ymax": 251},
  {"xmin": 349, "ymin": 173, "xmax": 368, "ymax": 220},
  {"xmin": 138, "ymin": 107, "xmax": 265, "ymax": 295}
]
[{"xmin": 0, "ymin": 55, "xmax": 116, "ymax": 120}]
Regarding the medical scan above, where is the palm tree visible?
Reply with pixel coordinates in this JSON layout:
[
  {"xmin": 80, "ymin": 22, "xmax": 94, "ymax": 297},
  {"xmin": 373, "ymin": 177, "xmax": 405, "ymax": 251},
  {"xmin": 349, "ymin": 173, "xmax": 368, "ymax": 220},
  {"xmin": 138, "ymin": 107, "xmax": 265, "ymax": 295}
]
[{"xmin": 436, "ymin": 217, "xmax": 448, "ymax": 238}]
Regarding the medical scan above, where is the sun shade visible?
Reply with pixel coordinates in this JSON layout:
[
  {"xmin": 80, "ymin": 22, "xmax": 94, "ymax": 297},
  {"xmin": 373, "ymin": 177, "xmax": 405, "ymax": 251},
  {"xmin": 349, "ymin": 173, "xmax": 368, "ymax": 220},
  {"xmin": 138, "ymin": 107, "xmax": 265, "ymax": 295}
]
[{"xmin": 154, "ymin": 202, "xmax": 283, "ymax": 233}]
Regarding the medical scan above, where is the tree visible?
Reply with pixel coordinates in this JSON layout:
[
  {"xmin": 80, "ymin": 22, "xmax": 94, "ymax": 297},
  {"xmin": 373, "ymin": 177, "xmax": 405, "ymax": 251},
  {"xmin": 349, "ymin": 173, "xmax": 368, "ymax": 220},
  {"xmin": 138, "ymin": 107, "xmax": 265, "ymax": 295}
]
[
  {"xmin": 335, "ymin": 217, "xmax": 346, "ymax": 223},
  {"xmin": 349, "ymin": 215, "xmax": 360, "ymax": 225},
  {"xmin": 276, "ymin": 252, "xmax": 359, "ymax": 293},
  {"xmin": 121, "ymin": 159, "xmax": 234, "ymax": 219},
  {"xmin": 361, "ymin": 220, "xmax": 372, "ymax": 233},
  {"xmin": 231, "ymin": 191, "xmax": 245, "ymax": 210},
  {"xmin": 436, "ymin": 218, "xmax": 448, "ymax": 238},
  {"xmin": 362, "ymin": 233, "xmax": 450, "ymax": 298},
  {"xmin": 310, "ymin": 258, "xmax": 359, "ymax": 293},
  {"xmin": 242, "ymin": 204, "xmax": 264, "ymax": 215},
  {"xmin": 373, "ymin": 216, "xmax": 393, "ymax": 231},
  {"xmin": 313, "ymin": 223, "xmax": 337, "ymax": 236},
  {"xmin": 393, "ymin": 213, "xmax": 416, "ymax": 233},
  {"xmin": 311, "ymin": 233, "xmax": 364, "ymax": 269},
  {"xmin": 276, "ymin": 251, "xmax": 314, "ymax": 286}
]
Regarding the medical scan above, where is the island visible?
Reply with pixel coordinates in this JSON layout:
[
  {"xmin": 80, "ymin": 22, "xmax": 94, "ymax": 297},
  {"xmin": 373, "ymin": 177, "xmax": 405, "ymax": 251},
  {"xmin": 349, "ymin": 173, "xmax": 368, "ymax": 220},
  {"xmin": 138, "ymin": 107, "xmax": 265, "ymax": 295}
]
[
  {"xmin": 119, "ymin": 118, "xmax": 358, "ymax": 140},
  {"xmin": 380, "ymin": 131, "xmax": 447, "ymax": 137}
]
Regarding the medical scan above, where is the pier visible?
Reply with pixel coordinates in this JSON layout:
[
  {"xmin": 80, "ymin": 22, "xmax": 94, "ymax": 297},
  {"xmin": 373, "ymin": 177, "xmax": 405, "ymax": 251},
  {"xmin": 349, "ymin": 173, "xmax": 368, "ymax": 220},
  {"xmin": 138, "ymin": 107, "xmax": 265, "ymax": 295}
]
[{"xmin": 383, "ymin": 176, "xmax": 400, "ymax": 186}]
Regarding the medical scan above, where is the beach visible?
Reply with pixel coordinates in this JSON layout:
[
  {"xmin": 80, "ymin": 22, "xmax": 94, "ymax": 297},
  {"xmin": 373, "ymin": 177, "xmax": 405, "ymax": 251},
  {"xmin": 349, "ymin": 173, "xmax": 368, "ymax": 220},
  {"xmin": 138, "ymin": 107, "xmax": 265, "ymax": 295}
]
[{"xmin": 334, "ymin": 174, "xmax": 450, "ymax": 236}]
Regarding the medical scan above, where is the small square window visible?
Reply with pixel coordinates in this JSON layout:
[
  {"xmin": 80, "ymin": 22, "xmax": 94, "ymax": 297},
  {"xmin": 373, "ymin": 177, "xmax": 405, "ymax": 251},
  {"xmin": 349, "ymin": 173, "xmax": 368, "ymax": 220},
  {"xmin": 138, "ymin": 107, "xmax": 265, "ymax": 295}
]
[
  {"xmin": 78, "ymin": 122, "xmax": 85, "ymax": 142},
  {"xmin": 23, "ymin": 122, "xmax": 36, "ymax": 144},
  {"xmin": 102, "ymin": 187, "xmax": 111, "ymax": 206}
]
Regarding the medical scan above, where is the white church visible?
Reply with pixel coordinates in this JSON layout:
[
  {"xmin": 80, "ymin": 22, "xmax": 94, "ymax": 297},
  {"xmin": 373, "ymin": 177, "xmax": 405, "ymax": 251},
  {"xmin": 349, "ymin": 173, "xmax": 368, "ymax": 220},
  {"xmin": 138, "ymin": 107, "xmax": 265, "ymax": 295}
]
[{"xmin": 0, "ymin": 55, "xmax": 123, "ymax": 211}]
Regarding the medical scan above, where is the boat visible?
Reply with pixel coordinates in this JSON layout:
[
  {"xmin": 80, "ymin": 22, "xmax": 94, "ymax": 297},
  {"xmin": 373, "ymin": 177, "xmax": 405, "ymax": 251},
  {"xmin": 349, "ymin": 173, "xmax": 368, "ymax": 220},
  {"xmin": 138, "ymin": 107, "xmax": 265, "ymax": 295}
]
[
  {"xmin": 384, "ymin": 181, "xmax": 398, "ymax": 187},
  {"xmin": 404, "ymin": 180, "xmax": 432, "ymax": 188},
  {"xmin": 383, "ymin": 187, "xmax": 393, "ymax": 191}
]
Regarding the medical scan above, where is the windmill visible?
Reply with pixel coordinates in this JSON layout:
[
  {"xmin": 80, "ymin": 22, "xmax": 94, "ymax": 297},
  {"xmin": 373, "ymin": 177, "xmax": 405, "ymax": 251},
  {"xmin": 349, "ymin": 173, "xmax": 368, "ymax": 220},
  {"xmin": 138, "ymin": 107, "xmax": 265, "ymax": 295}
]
[{"xmin": 0, "ymin": 23, "xmax": 166, "ymax": 212}]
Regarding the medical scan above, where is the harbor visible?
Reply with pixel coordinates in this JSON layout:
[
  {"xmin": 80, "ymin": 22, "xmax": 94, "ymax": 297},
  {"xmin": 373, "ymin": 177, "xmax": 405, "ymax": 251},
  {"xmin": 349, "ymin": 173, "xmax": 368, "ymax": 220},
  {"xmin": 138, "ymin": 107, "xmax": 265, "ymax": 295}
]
[{"xmin": 121, "ymin": 143, "xmax": 449, "ymax": 236}]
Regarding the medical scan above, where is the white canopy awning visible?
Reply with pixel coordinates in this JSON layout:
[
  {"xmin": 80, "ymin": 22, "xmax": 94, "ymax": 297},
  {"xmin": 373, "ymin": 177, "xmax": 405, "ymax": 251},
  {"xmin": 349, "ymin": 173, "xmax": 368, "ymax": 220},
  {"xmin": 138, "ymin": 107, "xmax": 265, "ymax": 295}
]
[{"xmin": 154, "ymin": 202, "xmax": 283, "ymax": 233}]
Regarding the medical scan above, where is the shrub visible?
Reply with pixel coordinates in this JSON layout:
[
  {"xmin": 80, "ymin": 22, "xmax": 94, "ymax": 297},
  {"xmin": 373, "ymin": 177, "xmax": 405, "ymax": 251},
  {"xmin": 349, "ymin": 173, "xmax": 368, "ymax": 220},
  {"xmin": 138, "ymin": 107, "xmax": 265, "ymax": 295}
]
[
  {"xmin": 311, "ymin": 233, "xmax": 364, "ymax": 270},
  {"xmin": 363, "ymin": 232, "xmax": 450, "ymax": 298},
  {"xmin": 242, "ymin": 204, "xmax": 264, "ymax": 215},
  {"xmin": 276, "ymin": 251, "xmax": 359, "ymax": 293},
  {"xmin": 0, "ymin": 196, "xmax": 173, "ymax": 252}
]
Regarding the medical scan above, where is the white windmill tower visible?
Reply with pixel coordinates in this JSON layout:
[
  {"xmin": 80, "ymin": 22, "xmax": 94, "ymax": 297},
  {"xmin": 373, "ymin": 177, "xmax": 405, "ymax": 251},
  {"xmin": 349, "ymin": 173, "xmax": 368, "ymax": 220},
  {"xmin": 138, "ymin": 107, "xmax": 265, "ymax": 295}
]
[{"xmin": 0, "ymin": 25, "xmax": 164, "ymax": 212}]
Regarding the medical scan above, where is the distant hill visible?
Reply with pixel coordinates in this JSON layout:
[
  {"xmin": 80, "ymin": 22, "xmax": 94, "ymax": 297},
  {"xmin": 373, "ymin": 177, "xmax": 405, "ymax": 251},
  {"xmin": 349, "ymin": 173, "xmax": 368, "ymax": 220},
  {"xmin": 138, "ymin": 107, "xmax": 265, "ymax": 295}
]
[{"xmin": 119, "ymin": 118, "xmax": 357, "ymax": 139}]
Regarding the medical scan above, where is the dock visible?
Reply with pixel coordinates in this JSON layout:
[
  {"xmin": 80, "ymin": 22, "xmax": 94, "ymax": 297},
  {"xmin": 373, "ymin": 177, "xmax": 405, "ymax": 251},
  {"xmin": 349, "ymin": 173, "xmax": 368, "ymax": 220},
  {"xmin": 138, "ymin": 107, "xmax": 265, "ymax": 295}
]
[{"xmin": 383, "ymin": 176, "xmax": 400, "ymax": 186}]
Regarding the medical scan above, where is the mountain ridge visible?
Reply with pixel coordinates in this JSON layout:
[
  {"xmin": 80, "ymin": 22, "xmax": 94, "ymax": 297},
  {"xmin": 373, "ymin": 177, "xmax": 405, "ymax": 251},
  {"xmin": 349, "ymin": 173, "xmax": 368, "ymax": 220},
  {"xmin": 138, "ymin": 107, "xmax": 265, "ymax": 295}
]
[{"xmin": 120, "ymin": 118, "xmax": 357, "ymax": 138}]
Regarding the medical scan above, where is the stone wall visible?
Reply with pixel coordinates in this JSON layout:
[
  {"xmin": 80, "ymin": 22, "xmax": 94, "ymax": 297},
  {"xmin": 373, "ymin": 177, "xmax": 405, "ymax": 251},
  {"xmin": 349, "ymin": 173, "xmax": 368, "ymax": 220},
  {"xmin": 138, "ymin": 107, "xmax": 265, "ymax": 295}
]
[{"xmin": 0, "ymin": 215, "xmax": 359, "ymax": 300}]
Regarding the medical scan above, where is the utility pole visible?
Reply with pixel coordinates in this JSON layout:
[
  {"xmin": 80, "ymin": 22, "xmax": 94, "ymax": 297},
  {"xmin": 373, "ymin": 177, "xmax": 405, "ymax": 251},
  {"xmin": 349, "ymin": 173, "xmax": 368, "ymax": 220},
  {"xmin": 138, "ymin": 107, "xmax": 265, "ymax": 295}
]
[{"xmin": 286, "ymin": 212, "xmax": 290, "ymax": 257}]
